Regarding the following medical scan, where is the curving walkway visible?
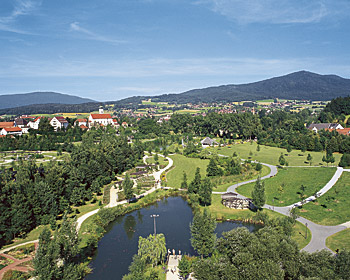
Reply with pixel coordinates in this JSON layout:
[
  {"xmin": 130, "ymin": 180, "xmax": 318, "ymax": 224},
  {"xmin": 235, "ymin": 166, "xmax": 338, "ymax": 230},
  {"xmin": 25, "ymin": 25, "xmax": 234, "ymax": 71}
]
[
  {"xmin": 215, "ymin": 162, "xmax": 346, "ymax": 253},
  {"xmin": 77, "ymin": 154, "xmax": 173, "ymax": 231},
  {"xmin": 1, "ymin": 154, "xmax": 174, "ymax": 254}
]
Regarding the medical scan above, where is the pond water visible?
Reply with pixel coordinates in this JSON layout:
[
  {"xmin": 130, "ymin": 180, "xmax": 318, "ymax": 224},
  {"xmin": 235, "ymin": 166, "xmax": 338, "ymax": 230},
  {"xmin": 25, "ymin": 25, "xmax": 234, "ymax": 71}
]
[{"xmin": 86, "ymin": 197, "xmax": 260, "ymax": 280}]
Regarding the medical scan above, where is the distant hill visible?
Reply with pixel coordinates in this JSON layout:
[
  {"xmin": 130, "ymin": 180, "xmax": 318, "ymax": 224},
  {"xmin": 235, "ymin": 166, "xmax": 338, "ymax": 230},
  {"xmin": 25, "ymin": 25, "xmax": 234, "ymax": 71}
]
[
  {"xmin": 0, "ymin": 102, "xmax": 102, "ymax": 116},
  {"xmin": 116, "ymin": 71, "xmax": 350, "ymax": 104},
  {"xmin": 0, "ymin": 92, "xmax": 96, "ymax": 110}
]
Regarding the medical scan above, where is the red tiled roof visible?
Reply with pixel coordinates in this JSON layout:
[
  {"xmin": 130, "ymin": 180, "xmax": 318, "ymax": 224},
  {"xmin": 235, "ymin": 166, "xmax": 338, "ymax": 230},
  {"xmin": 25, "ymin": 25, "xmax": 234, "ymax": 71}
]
[
  {"xmin": 0, "ymin": 122, "xmax": 14, "ymax": 128},
  {"xmin": 33, "ymin": 117, "xmax": 42, "ymax": 122},
  {"xmin": 76, "ymin": 119, "xmax": 86, "ymax": 122},
  {"xmin": 80, "ymin": 125, "xmax": 88, "ymax": 129},
  {"xmin": 54, "ymin": 116, "xmax": 68, "ymax": 123},
  {"xmin": 326, "ymin": 128, "xmax": 350, "ymax": 135},
  {"xmin": 3, "ymin": 127, "xmax": 22, "ymax": 132},
  {"xmin": 90, "ymin": 114, "xmax": 112, "ymax": 119}
]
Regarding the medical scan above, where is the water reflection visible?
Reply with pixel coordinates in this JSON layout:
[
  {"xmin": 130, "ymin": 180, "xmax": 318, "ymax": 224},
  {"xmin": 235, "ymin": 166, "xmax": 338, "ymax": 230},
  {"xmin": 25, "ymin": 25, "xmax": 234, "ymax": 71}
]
[{"xmin": 123, "ymin": 215, "xmax": 137, "ymax": 240}]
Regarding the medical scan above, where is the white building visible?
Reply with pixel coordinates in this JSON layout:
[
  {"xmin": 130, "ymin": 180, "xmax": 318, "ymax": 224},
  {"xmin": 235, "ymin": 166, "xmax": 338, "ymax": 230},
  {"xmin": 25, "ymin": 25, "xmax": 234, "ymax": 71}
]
[
  {"xmin": 28, "ymin": 117, "xmax": 41, "ymax": 130},
  {"xmin": 50, "ymin": 117, "xmax": 69, "ymax": 131},
  {"xmin": 88, "ymin": 113, "xmax": 113, "ymax": 128},
  {"xmin": 1, "ymin": 127, "xmax": 23, "ymax": 136}
]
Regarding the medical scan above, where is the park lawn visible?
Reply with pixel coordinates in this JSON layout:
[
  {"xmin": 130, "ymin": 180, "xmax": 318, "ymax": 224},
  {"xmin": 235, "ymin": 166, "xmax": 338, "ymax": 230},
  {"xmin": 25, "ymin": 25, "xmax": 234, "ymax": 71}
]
[
  {"xmin": 207, "ymin": 194, "xmax": 311, "ymax": 249},
  {"xmin": 214, "ymin": 165, "xmax": 270, "ymax": 192},
  {"xmin": 236, "ymin": 167, "xmax": 336, "ymax": 206},
  {"xmin": 2, "ymin": 225, "xmax": 49, "ymax": 250},
  {"xmin": 167, "ymin": 154, "xmax": 210, "ymax": 188},
  {"xmin": 296, "ymin": 172, "xmax": 350, "ymax": 225},
  {"xmin": 211, "ymin": 142, "xmax": 341, "ymax": 166},
  {"xmin": 146, "ymin": 155, "xmax": 168, "ymax": 166},
  {"xmin": 326, "ymin": 228, "xmax": 350, "ymax": 252}
]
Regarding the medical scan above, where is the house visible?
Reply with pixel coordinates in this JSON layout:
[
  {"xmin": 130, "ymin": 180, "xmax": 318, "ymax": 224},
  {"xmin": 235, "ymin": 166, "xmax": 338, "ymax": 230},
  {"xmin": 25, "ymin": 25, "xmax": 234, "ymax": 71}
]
[
  {"xmin": 1, "ymin": 127, "xmax": 23, "ymax": 136},
  {"xmin": 28, "ymin": 117, "xmax": 42, "ymax": 130},
  {"xmin": 0, "ymin": 122, "xmax": 15, "ymax": 129},
  {"xmin": 201, "ymin": 137, "xmax": 218, "ymax": 148},
  {"xmin": 80, "ymin": 124, "xmax": 88, "ymax": 130},
  {"xmin": 14, "ymin": 118, "xmax": 28, "ymax": 128},
  {"xmin": 221, "ymin": 192, "xmax": 254, "ymax": 210},
  {"xmin": 325, "ymin": 128, "xmax": 350, "ymax": 136},
  {"xmin": 122, "ymin": 122, "xmax": 128, "ymax": 128},
  {"xmin": 75, "ymin": 119, "xmax": 87, "ymax": 127},
  {"xmin": 50, "ymin": 117, "xmax": 69, "ymax": 131},
  {"xmin": 308, "ymin": 123, "xmax": 344, "ymax": 133},
  {"xmin": 88, "ymin": 113, "xmax": 113, "ymax": 128},
  {"xmin": 112, "ymin": 119, "xmax": 120, "ymax": 129}
]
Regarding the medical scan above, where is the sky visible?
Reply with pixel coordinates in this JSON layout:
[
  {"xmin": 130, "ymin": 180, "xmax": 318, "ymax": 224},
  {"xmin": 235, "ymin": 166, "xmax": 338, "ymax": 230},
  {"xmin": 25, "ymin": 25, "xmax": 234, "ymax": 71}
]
[{"xmin": 0, "ymin": 0, "xmax": 350, "ymax": 101}]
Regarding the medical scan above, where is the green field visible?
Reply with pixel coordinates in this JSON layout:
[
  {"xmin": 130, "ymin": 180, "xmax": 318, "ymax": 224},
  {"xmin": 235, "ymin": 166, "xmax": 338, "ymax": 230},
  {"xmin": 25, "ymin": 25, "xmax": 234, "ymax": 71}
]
[
  {"xmin": 236, "ymin": 167, "xmax": 336, "ymax": 206},
  {"xmin": 207, "ymin": 194, "xmax": 311, "ymax": 249},
  {"xmin": 211, "ymin": 142, "xmax": 342, "ymax": 166},
  {"xmin": 146, "ymin": 155, "xmax": 168, "ymax": 166},
  {"xmin": 167, "ymin": 154, "xmax": 210, "ymax": 188},
  {"xmin": 296, "ymin": 172, "xmax": 350, "ymax": 225},
  {"xmin": 326, "ymin": 228, "xmax": 350, "ymax": 252},
  {"xmin": 214, "ymin": 165, "xmax": 270, "ymax": 192}
]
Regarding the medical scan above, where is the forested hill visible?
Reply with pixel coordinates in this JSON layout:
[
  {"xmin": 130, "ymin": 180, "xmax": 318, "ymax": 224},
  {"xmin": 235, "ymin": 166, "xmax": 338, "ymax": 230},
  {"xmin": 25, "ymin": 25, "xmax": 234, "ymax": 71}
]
[
  {"xmin": 116, "ymin": 71, "xmax": 350, "ymax": 104},
  {"xmin": 0, "ymin": 91, "xmax": 96, "ymax": 110}
]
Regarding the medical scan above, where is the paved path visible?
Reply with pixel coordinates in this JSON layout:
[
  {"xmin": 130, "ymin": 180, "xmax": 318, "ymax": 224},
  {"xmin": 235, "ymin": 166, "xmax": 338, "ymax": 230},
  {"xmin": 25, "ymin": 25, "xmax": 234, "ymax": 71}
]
[
  {"xmin": 77, "ymin": 154, "xmax": 173, "ymax": 231},
  {"xmin": 217, "ymin": 162, "xmax": 347, "ymax": 253},
  {"xmin": 0, "ymin": 243, "xmax": 37, "ymax": 280},
  {"xmin": 166, "ymin": 255, "xmax": 181, "ymax": 280}
]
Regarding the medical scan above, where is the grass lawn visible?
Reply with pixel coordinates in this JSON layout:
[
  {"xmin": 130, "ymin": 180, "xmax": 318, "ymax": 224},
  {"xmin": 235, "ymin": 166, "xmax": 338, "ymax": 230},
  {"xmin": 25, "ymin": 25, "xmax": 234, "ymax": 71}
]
[
  {"xmin": 296, "ymin": 172, "xmax": 350, "ymax": 225},
  {"xmin": 146, "ymin": 155, "xmax": 168, "ymax": 166},
  {"xmin": 326, "ymin": 228, "xmax": 350, "ymax": 252},
  {"xmin": 236, "ymin": 167, "xmax": 336, "ymax": 206},
  {"xmin": 210, "ymin": 142, "xmax": 341, "ymax": 166},
  {"xmin": 2, "ymin": 225, "xmax": 49, "ymax": 250},
  {"xmin": 207, "ymin": 194, "xmax": 311, "ymax": 249},
  {"xmin": 167, "ymin": 154, "xmax": 210, "ymax": 188},
  {"xmin": 214, "ymin": 165, "xmax": 270, "ymax": 192}
]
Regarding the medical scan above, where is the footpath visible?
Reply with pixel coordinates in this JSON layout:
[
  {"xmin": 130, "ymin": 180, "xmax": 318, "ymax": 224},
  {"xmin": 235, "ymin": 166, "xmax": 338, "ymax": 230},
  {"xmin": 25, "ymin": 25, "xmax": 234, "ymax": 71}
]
[
  {"xmin": 0, "ymin": 154, "xmax": 173, "ymax": 278},
  {"xmin": 215, "ymin": 161, "xmax": 347, "ymax": 253}
]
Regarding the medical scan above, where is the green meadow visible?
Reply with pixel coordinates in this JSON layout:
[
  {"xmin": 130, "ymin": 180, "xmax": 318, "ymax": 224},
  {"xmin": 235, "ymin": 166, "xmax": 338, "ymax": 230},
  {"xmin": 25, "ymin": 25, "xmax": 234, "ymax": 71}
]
[{"xmin": 236, "ymin": 167, "xmax": 336, "ymax": 206}]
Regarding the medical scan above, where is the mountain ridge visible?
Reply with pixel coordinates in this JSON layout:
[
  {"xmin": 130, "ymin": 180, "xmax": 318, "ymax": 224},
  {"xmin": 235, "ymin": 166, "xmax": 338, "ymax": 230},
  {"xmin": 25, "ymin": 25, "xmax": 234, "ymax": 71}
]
[
  {"xmin": 0, "ymin": 91, "xmax": 96, "ymax": 110},
  {"xmin": 116, "ymin": 70, "xmax": 350, "ymax": 104}
]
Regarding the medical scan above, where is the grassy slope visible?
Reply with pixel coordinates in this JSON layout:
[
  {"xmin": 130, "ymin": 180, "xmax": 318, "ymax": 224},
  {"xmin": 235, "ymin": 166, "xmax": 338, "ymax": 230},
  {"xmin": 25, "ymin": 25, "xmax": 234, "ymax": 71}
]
[
  {"xmin": 214, "ymin": 165, "xmax": 270, "ymax": 192},
  {"xmin": 297, "ymin": 172, "xmax": 350, "ymax": 225},
  {"xmin": 236, "ymin": 167, "xmax": 336, "ymax": 206},
  {"xmin": 326, "ymin": 228, "xmax": 350, "ymax": 252},
  {"xmin": 167, "ymin": 154, "xmax": 210, "ymax": 188},
  {"xmin": 211, "ymin": 142, "xmax": 341, "ymax": 166}
]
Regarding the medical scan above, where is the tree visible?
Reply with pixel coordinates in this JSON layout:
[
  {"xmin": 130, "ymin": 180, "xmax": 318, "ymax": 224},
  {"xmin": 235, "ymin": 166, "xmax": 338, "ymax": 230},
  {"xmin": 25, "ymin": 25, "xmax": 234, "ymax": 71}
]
[
  {"xmin": 286, "ymin": 145, "xmax": 292, "ymax": 153},
  {"xmin": 188, "ymin": 168, "xmax": 201, "ymax": 194},
  {"xmin": 251, "ymin": 176, "xmax": 266, "ymax": 209},
  {"xmin": 278, "ymin": 184, "xmax": 284, "ymax": 200},
  {"xmin": 138, "ymin": 234, "xmax": 167, "ymax": 267},
  {"xmin": 257, "ymin": 144, "xmax": 260, "ymax": 152},
  {"xmin": 279, "ymin": 153, "xmax": 286, "ymax": 166},
  {"xmin": 154, "ymin": 153, "xmax": 159, "ymax": 165},
  {"xmin": 181, "ymin": 172, "xmax": 188, "ymax": 189},
  {"xmin": 178, "ymin": 256, "xmax": 191, "ymax": 279},
  {"xmin": 190, "ymin": 208, "xmax": 216, "ymax": 257},
  {"xmin": 339, "ymin": 153, "xmax": 350, "ymax": 167},
  {"xmin": 206, "ymin": 158, "xmax": 220, "ymax": 176},
  {"xmin": 255, "ymin": 162, "xmax": 262, "ymax": 172},
  {"xmin": 123, "ymin": 173, "xmax": 134, "ymax": 201},
  {"xmin": 199, "ymin": 178, "xmax": 213, "ymax": 206},
  {"xmin": 307, "ymin": 153, "xmax": 312, "ymax": 162}
]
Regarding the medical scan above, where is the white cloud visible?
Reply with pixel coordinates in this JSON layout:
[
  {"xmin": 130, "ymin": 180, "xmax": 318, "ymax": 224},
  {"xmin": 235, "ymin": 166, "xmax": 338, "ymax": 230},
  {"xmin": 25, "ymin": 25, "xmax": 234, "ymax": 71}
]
[
  {"xmin": 69, "ymin": 22, "xmax": 127, "ymax": 45},
  {"xmin": 0, "ymin": 0, "xmax": 41, "ymax": 34},
  {"xmin": 197, "ymin": 0, "xmax": 350, "ymax": 24}
]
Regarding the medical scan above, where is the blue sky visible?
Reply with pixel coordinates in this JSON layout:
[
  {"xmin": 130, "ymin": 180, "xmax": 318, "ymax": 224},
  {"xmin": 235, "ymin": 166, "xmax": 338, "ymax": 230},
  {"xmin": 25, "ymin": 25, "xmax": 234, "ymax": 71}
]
[{"xmin": 0, "ymin": 0, "xmax": 349, "ymax": 101}]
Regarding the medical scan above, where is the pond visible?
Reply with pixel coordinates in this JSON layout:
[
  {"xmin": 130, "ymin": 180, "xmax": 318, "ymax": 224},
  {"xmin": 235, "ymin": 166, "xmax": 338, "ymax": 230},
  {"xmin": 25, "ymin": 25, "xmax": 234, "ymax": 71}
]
[{"xmin": 86, "ymin": 197, "xmax": 260, "ymax": 280}]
